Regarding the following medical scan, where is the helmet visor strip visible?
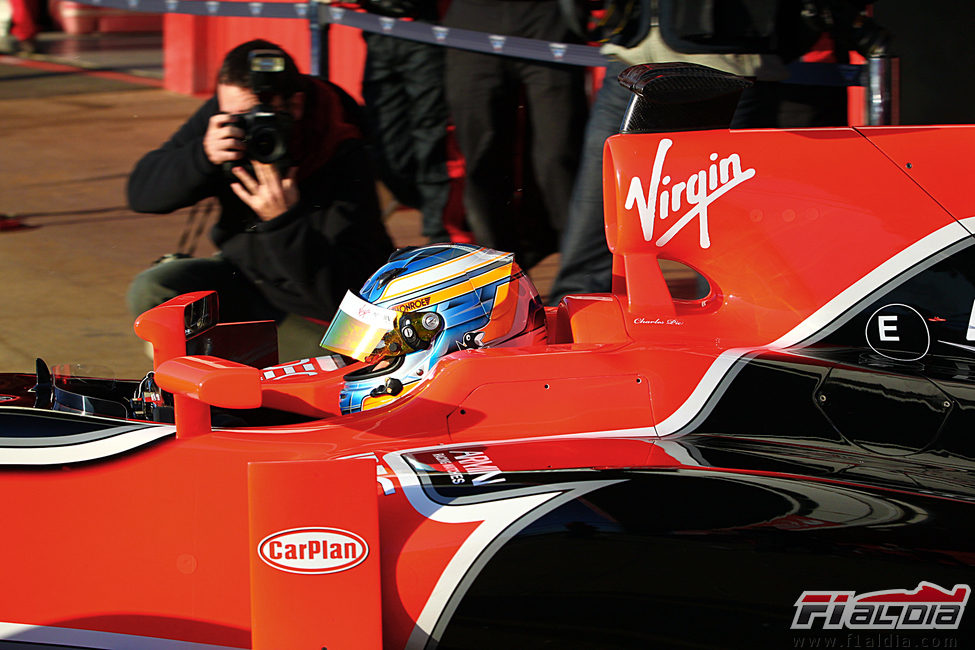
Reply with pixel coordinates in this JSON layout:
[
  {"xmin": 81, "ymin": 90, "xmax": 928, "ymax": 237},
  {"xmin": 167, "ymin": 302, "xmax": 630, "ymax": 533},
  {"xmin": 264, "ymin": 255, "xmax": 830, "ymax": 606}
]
[{"xmin": 320, "ymin": 291, "xmax": 401, "ymax": 362}]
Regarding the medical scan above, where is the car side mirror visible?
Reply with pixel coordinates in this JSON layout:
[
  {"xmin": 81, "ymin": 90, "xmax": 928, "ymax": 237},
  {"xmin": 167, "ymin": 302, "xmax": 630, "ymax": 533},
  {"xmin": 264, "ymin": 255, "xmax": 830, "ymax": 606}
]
[{"xmin": 134, "ymin": 291, "xmax": 219, "ymax": 369}]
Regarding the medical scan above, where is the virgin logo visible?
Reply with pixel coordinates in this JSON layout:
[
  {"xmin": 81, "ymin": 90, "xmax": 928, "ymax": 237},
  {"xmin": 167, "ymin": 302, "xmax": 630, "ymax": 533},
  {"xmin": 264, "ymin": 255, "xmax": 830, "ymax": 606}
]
[
  {"xmin": 258, "ymin": 527, "xmax": 369, "ymax": 575},
  {"xmin": 624, "ymin": 138, "xmax": 756, "ymax": 248}
]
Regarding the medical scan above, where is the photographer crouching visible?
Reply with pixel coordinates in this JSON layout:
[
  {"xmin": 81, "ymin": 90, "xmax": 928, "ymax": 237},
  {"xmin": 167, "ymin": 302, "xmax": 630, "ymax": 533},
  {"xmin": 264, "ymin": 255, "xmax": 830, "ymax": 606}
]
[{"xmin": 126, "ymin": 40, "xmax": 394, "ymax": 359}]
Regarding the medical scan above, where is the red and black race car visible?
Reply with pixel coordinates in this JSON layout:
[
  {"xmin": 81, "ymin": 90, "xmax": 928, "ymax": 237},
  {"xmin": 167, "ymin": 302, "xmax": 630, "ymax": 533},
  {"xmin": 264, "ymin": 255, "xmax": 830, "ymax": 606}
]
[{"xmin": 0, "ymin": 64, "xmax": 973, "ymax": 649}]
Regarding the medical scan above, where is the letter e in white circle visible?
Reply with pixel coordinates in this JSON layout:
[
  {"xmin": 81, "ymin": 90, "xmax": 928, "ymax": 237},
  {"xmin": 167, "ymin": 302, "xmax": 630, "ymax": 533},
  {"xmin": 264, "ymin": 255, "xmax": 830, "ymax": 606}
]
[{"xmin": 878, "ymin": 315, "xmax": 899, "ymax": 341}]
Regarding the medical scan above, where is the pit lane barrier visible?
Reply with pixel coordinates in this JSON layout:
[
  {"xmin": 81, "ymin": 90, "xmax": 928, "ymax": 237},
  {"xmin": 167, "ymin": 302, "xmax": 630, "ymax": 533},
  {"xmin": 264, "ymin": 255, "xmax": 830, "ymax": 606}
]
[{"xmin": 64, "ymin": 0, "xmax": 896, "ymax": 123}]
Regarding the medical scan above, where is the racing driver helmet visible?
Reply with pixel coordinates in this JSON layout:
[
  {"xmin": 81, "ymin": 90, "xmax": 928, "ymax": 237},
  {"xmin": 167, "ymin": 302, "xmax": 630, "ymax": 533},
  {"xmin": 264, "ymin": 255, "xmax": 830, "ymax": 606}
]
[{"xmin": 320, "ymin": 243, "xmax": 547, "ymax": 414}]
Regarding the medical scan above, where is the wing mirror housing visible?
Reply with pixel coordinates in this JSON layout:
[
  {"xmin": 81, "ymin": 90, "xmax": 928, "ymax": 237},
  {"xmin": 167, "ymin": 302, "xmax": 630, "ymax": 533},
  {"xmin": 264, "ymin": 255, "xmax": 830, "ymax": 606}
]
[{"xmin": 134, "ymin": 291, "xmax": 219, "ymax": 369}]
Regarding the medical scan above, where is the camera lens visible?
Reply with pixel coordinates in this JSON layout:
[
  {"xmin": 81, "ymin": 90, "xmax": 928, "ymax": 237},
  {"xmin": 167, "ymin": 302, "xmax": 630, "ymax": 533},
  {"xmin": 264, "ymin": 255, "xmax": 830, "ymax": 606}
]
[
  {"xmin": 239, "ymin": 106, "xmax": 292, "ymax": 164},
  {"xmin": 249, "ymin": 126, "xmax": 283, "ymax": 162}
]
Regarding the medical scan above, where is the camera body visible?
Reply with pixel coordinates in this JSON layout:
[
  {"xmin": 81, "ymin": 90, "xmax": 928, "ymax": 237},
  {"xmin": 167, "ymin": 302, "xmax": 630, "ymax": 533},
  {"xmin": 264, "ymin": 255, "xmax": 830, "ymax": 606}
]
[
  {"xmin": 231, "ymin": 49, "xmax": 294, "ymax": 167},
  {"xmin": 230, "ymin": 106, "xmax": 293, "ymax": 165}
]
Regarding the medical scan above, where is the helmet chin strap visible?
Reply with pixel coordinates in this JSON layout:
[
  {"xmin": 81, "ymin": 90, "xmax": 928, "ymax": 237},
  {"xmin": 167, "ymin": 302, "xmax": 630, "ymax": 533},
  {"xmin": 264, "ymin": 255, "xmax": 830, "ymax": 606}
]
[{"xmin": 369, "ymin": 378, "xmax": 404, "ymax": 398}]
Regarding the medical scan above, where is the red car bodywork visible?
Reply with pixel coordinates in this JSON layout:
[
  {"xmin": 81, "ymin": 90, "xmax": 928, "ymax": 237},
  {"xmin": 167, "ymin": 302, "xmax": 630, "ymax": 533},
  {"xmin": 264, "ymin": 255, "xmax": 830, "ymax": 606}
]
[{"xmin": 2, "ymin": 121, "xmax": 975, "ymax": 649}]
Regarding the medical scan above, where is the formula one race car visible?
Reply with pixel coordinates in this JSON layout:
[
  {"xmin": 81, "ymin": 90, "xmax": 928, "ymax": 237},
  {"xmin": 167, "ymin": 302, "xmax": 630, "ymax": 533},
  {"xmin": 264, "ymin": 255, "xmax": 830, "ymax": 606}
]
[{"xmin": 1, "ymin": 63, "xmax": 974, "ymax": 649}]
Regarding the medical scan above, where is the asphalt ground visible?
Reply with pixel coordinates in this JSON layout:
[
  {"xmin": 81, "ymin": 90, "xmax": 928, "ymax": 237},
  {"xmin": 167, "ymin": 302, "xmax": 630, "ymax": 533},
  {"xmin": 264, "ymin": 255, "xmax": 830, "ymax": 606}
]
[{"xmin": 0, "ymin": 33, "xmax": 559, "ymax": 379}]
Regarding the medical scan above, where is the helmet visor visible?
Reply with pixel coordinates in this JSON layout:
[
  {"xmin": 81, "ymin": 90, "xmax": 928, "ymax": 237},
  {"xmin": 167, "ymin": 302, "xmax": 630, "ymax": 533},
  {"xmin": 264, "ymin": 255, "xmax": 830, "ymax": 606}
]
[{"xmin": 320, "ymin": 291, "xmax": 403, "ymax": 363}]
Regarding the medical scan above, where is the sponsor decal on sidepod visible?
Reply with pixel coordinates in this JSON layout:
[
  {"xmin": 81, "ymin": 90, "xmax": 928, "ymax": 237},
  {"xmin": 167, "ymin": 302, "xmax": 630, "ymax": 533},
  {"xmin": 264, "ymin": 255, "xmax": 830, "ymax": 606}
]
[
  {"xmin": 624, "ymin": 137, "xmax": 756, "ymax": 249},
  {"xmin": 258, "ymin": 527, "xmax": 368, "ymax": 574}
]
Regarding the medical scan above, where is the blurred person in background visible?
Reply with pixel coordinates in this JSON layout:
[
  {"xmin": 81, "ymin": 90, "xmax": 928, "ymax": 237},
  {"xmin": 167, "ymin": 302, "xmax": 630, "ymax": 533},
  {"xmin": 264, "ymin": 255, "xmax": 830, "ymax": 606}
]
[
  {"xmin": 2, "ymin": 0, "xmax": 39, "ymax": 54},
  {"xmin": 358, "ymin": 0, "xmax": 467, "ymax": 244},
  {"xmin": 0, "ymin": 0, "xmax": 12, "ymax": 53},
  {"xmin": 442, "ymin": 0, "xmax": 588, "ymax": 271}
]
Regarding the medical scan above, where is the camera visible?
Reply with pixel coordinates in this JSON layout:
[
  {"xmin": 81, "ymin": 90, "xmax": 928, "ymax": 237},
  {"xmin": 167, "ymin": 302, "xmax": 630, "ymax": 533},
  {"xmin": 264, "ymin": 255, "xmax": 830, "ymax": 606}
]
[
  {"xmin": 231, "ymin": 107, "xmax": 292, "ymax": 165},
  {"xmin": 230, "ymin": 49, "xmax": 294, "ymax": 166}
]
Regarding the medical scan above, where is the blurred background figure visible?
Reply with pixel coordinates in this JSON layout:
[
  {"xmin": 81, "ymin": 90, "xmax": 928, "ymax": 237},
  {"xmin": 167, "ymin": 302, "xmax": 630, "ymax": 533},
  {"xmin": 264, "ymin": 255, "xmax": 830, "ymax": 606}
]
[
  {"xmin": 3, "ymin": 0, "xmax": 38, "ymax": 54},
  {"xmin": 358, "ymin": 0, "xmax": 466, "ymax": 244},
  {"xmin": 442, "ymin": 0, "xmax": 588, "ymax": 271},
  {"xmin": 0, "ymin": 0, "xmax": 12, "ymax": 53}
]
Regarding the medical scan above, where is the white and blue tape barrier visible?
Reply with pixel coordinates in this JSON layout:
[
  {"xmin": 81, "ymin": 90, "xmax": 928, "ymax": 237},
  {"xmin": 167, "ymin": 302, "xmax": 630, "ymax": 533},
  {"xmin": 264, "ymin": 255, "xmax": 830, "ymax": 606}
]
[
  {"xmin": 320, "ymin": 4, "xmax": 607, "ymax": 67},
  {"xmin": 69, "ymin": 0, "xmax": 864, "ymax": 85},
  {"xmin": 79, "ymin": 0, "xmax": 315, "ymax": 19}
]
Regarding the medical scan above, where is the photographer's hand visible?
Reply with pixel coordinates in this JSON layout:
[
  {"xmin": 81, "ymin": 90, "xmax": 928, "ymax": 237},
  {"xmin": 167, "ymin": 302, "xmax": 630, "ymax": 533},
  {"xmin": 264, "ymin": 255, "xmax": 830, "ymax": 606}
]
[
  {"xmin": 231, "ymin": 162, "xmax": 299, "ymax": 221},
  {"xmin": 204, "ymin": 113, "xmax": 246, "ymax": 165}
]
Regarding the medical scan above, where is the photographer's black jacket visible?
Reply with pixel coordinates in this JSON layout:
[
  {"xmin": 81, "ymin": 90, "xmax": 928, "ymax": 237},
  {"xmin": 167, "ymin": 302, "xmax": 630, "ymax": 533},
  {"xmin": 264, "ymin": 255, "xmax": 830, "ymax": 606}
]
[{"xmin": 126, "ymin": 77, "xmax": 394, "ymax": 322}]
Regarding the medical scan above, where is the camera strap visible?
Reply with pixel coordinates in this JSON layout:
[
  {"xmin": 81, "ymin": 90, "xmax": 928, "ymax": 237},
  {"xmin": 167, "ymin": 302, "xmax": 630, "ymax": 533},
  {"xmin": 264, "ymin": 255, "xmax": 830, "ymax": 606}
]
[{"xmin": 175, "ymin": 197, "xmax": 216, "ymax": 256}]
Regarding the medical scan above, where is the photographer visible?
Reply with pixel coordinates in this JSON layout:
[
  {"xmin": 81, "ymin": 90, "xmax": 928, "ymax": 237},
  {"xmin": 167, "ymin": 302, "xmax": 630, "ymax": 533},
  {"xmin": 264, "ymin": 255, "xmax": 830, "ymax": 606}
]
[{"xmin": 126, "ymin": 40, "xmax": 393, "ymax": 358}]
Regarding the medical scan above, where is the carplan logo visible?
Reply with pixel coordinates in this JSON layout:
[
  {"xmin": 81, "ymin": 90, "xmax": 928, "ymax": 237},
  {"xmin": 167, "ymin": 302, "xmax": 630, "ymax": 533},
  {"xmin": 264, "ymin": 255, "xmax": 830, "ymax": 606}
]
[
  {"xmin": 258, "ymin": 527, "xmax": 368, "ymax": 575},
  {"xmin": 792, "ymin": 582, "xmax": 970, "ymax": 630},
  {"xmin": 624, "ymin": 138, "xmax": 755, "ymax": 249}
]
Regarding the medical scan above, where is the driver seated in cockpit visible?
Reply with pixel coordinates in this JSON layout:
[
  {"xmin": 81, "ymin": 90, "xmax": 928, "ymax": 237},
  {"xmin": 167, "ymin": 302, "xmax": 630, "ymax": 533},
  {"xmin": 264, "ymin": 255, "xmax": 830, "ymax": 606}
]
[{"xmin": 319, "ymin": 243, "xmax": 548, "ymax": 413}]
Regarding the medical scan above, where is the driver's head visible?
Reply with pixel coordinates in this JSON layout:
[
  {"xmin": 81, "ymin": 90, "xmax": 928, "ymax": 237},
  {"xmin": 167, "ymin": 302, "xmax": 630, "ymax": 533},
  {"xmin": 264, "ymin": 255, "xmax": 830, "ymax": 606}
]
[{"xmin": 320, "ymin": 243, "xmax": 548, "ymax": 414}]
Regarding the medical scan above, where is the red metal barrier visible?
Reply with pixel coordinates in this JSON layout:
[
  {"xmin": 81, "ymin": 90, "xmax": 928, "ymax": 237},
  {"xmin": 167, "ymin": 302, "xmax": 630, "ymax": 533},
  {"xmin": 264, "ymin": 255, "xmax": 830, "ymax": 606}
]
[{"xmin": 163, "ymin": 9, "xmax": 314, "ymax": 96}]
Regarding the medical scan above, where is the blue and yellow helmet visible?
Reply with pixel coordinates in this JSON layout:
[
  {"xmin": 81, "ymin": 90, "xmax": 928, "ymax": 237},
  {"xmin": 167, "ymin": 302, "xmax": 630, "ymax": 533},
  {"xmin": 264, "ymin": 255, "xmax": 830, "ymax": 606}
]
[{"xmin": 320, "ymin": 243, "xmax": 547, "ymax": 413}]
